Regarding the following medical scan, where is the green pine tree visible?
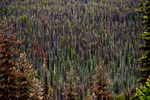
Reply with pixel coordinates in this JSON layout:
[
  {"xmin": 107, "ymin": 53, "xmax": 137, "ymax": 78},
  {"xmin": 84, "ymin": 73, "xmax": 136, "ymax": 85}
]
[
  {"xmin": 138, "ymin": 0, "xmax": 150, "ymax": 85},
  {"xmin": 132, "ymin": 76, "xmax": 150, "ymax": 100}
]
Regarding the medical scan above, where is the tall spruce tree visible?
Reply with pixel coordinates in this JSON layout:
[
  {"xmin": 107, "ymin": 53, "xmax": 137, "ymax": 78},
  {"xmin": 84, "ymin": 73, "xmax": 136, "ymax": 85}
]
[
  {"xmin": 93, "ymin": 62, "xmax": 112, "ymax": 100},
  {"xmin": 138, "ymin": 0, "xmax": 150, "ymax": 84},
  {"xmin": 63, "ymin": 66, "xmax": 78, "ymax": 100},
  {"xmin": 0, "ymin": 19, "xmax": 19, "ymax": 99}
]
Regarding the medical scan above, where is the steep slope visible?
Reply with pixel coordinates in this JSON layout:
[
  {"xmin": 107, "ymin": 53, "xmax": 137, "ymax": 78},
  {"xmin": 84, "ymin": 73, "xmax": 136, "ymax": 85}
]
[{"xmin": 0, "ymin": 0, "xmax": 143, "ymax": 98}]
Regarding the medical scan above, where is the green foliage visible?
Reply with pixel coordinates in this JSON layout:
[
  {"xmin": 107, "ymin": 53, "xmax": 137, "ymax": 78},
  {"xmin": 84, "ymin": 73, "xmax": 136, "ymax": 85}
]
[
  {"xmin": 132, "ymin": 76, "xmax": 150, "ymax": 100},
  {"xmin": 138, "ymin": 0, "xmax": 150, "ymax": 84},
  {"xmin": 114, "ymin": 94, "xmax": 126, "ymax": 100},
  {"xmin": 0, "ymin": 0, "xmax": 145, "ymax": 99}
]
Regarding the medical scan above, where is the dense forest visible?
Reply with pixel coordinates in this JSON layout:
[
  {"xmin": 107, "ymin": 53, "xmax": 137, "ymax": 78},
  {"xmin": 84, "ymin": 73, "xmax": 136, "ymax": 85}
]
[{"xmin": 0, "ymin": 0, "xmax": 150, "ymax": 100}]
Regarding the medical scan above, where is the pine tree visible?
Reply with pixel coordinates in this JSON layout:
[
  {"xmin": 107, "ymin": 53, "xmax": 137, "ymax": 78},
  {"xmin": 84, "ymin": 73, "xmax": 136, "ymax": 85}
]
[
  {"xmin": 30, "ymin": 78, "xmax": 43, "ymax": 100},
  {"xmin": 42, "ymin": 73, "xmax": 49, "ymax": 100},
  {"xmin": 138, "ymin": 0, "xmax": 150, "ymax": 84},
  {"xmin": 0, "ymin": 18, "xmax": 40, "ymax": 100},
  {"xmin": 63, "ymin": 66, "xmax": 78, "ymax": 100},
  {"xmin": 93, "ymin": 62, "xmax": 112, "ymax": 100},
  {"xmin": 42, "ymin": 63, "xmax": 51, "ymax": 100},
  {"xmin": 132, "ymin": 76, "xmax": 150, "ymax": 100},
  {"xmin": 0, "ymin": 19, "xmax": 19, "ymax": 99},
  {"xmin": 29, "ymin": 64, "xmax": 44, "ymax": 100},
  {"xmin": 17, "ymin": 52, "xmax": 32, "ymax": 100}
]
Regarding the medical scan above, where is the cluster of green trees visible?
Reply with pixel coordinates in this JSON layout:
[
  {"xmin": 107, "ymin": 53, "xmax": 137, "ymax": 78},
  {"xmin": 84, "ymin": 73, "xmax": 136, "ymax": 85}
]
[
  {"xmin": 133, "ymin": 0, "xmax": 150, "ymax": 99},
  {"xmin": 0, "ymin": 0, "xmax": 150, "ymax": 99}
]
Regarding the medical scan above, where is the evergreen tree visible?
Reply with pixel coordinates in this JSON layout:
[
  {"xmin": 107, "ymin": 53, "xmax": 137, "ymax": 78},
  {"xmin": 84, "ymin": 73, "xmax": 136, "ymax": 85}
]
[
  {"xmin": 63, "ymin": 66, "xmax": 78, "ymax": 100},
  {"xmin": 17, "ymin": 52, "xmax": 32, "ymax": 100},
  {"xmin": 0, "ymin": 19, "xmax": 19, "ymax": 99},
  {"xmin": 42, "ymin": 63, "xmax": 51, "ymax": 100},
  {"xmin": 30, "ymin": 66, "xmax": 44, "ymax": 100},
  {"xmin": 30, "ymin": 78, "xmax": 43, "ymax": 100},
  {"xmin": 42, "ymin": 73, "xmax": 49, "ymax": 100},
  {"xmin": 93, "ymin": 62, "xmax": 112, "ymax": 100},
  {"xmin": 0, "ymin": 19, "xmax": 40, "ymax": 100},
  {"xmin": 138, "ymin": 0, "xmax": 150, "ymax": 84},
  {"xmin": 132, "ymin": 76, "xmax": 150, "ymax": 100}
]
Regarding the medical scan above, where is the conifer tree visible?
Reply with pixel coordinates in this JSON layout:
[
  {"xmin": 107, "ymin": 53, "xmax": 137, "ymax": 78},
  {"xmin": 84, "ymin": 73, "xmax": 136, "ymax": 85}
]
[
  {"xmin": 42, "ymin": 63, "xmax": 51, "ymax": 100},
  {"xmin": 17, "ymin": 52, "xmax": 32, "ymax": 100},
  {"xmin": 93, "ymin": 62, "xmax": 112, "ymax": 100},
  {"xmin": 0, "ymin": 19, "xmax": 41, "ymax": 100},
  {"xmin": 29, "ymin": 64, "xmax": 44, "ymax": 100},
  {"xmin": 42, "ymin": 73, "xmax": 49, "ymax": 100},
  {"xmin": 138, "ymin": 0, "xmax": 150, "ymax": 84},
  {"xmin": 0, "ymin": 19, "xmax": 19, "ymax": 99},
  {"xmin": 63, "ymin": 65, "xmax": 78, "ymax": 100},
  {"xmin": 132, "ymin": 76, "xmax": 150, "ymax": 100},
  {"xmin": 30, "ymin": 78, "xmax": 43, "ymax": 100}
]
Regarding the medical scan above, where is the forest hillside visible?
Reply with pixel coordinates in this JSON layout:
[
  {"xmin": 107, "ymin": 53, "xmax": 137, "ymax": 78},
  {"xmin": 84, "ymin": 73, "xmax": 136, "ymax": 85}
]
[{"xmin": 0, "ymin": 0, "xmax": 149, "ymax": 100}]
